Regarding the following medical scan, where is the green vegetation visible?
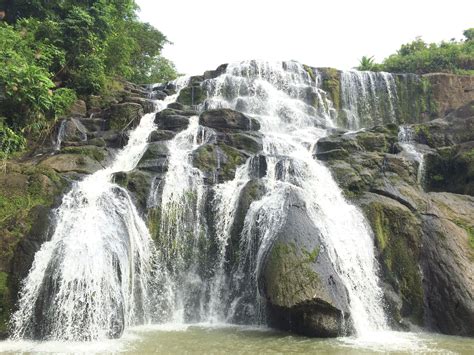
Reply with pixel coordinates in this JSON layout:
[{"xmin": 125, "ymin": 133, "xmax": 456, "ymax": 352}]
[
  {"xmin": 0, "ymin": 271, "xmax": 11, "ymax": 335},
  {"xmin": 0, "ymin": 0, "xmax": 177, "ymax": 157},
  {"xmin": 357, "ymin": 56, "xmax": 378, "ymax": 71},
  {"xmin": 357, "ymin": 28, "xmax": 474, "ymax": 75}
]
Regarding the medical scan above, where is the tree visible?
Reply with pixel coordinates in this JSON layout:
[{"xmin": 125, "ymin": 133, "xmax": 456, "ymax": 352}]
[
  {"xmin": 357, "ymin": 56, "xmax": 379, "ymax": 71},
  {"xmin": 464, "ymin": 28, "xmax": 474, "ymax": 42}
]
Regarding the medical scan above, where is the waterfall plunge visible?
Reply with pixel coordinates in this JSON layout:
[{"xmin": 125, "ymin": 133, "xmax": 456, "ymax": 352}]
[{"xmin": 11, "ymin": 93, "xmax": 180, "ymax": 341}]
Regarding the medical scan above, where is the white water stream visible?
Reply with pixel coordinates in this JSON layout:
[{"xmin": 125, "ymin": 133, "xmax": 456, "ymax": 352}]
[
  {"xmin": 11, "ymin": 92, "xmax": 180, "ymax": 341},
  {"xmin": 200, "ymin": 61, "xmax": 388, "ymax": 335}
]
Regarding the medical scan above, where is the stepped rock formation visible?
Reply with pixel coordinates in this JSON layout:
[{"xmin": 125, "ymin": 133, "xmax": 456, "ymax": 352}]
[{"xmin": 0, "ymin": 62, "xmax": 473, "ymax": 340}]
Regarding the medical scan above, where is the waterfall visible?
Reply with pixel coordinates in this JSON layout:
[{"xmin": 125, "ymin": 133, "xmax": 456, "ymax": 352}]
[
  {"xmin": 398, "ymin": 125, "xmax": 425, "ymax": 186},
  {"xmin": 205, "ymin": 61, "xmax": 387, "ymax": 334},
  {"xmin": 153, "ymin": 61, "xmax": 388, "ymax": 335},
  {"xmin": 11, "ymin": 91, "xmax": 180, "ymax": 341},
  {"xmin": 12, "ymin": 61, "xmax": 394, "ymax": 341},
  {"xmin": 340, "ymin": 70, "xmax": 398, "ymax": 130}
]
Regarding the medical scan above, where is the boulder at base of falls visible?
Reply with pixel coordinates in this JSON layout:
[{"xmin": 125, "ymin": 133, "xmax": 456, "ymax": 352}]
[
  {"xmin": 199, "ymin": 109, "xmax": 261, "ymax": 131},
  {"xmin": 260, "ymin": 189, "xmax": 352, "ymax": 337}
]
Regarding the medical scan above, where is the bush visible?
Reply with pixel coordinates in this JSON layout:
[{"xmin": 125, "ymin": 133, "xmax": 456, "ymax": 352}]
[
  {"xmin": 0, "ymin": 123, "xmax": 26, "ymax": 159},
  {"xmin": 357, "ymin": 29, "xmax": 474, "ymax": 75}
]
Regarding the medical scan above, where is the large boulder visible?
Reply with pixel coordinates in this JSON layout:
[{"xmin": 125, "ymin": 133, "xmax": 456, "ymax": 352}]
[
  {"xmin": 260, "ymin": 190, "xmax": 351, "ymax": 337},
  {"xmin": 105, "ymin": 103, "xmax": 144, "ymax": 131},
  {"xmin": 199, "ymin": 109, "xmax": 260, "ymax": 131},
  {"xmin": 359, "ymin": 193, "xmax": 424, "ymax": 328},
  {"xmin": 54, "ymin": 118, "xmax": 88, "ymax": 147},
  {"xmin": 154, "ymin": 109, "xmax": 191, "ymax": 132}
]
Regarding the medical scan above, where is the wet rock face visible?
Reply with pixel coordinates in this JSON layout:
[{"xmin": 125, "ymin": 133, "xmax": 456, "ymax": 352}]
[
  {"xmin": 199, "ymin": 109, "xmax": 261, "ymax": 131},
  {"xmin": 260, "ymin": 190, "xmax": 352, "ymax": 337},
  {"xmin": 0, "ymin": 81, "xmax": 157, "ymax": 337}
]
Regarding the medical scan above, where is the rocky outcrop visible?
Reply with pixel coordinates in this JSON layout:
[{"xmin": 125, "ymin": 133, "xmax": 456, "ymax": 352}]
[
  {"xmin": 261, "ymin": 190, "xmax": 351, "ymax": 337},
  {"xmin": 421, "ymin": 193, "xmax": 474, "ymax": 336},
  {"xmin": 315, "ymin": 102, "xmax": 474, "ymax": 335},
  {"xmin": 424, "ymin": 74, "xmax": 474, "ymax": 116},
  {"xmin": 199, "ymin": 109, "xmax": 261, "ymax": 131},
  {"xmin": 0, "ymin": 163, "xmax": 67, "ymax": 338}
]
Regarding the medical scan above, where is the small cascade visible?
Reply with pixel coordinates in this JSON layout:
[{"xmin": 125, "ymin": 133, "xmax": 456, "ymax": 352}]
[
  {"xmin": 207, "ymin": 162, "xmax": 251, "ymax": 322},
  {"xmin": 340, "ymin": 70, "xmax": 399, "ymax": 129},
  {"xmin": 11, "ymin": 90, "xmax": 181, "ymax": 341},
  {"xmin": 398, "ymin": 125, "xmax": 425, "ymax": 186},
  {"xmin": 53, "ymin": 118, "xmax": 88, "ymax": 152},
  {"xmin": 155, "ymin": 116, "xmax": 216, "ymax": 323},
  {"xmin": 53, "ymin": 119, "xmax": 67, "ymax": 151}
]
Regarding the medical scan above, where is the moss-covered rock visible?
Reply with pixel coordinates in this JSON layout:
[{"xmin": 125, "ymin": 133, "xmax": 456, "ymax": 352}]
[
  {"xmin": 176, "ymin": 86, "xmax": 207, "ymax": 106},
  {"xmin": 0, "ymin": 162, "xmax": 67, "ymax": 335},
  {"xmin": 39, "ymin": 153, "xmax": 104, "ymax": 175},
  {"xmin": 360, "ymin": 193, "xmax": 424, "ymax": 326},
  {"xmin": 60, "ymin": 145, "xmax": 107, "ymax": 163},
  {"xmin": 192, "ymin": 143, "xmax": 247, "ymax": 183},
  {"xmin": 319, "ymin": 68, "xmax": 341, "ymax": 112},
  {"xmin": 261, "ymin": 189, "xmax": 351, "ymax": 337},
  {"xmin": 0, "ymin": 271, "xmax": 11, "ymax": 338},
  {"xmin": 424, "ymin": 143, "xmax": 474, "ymax": 196},
  {"xmin": 106, "ymin": 102, "xmax": 144, "ymax": 131},
  {"xmin": 225, "ymin": 132, "xmax": 263, "ymax": 154}
]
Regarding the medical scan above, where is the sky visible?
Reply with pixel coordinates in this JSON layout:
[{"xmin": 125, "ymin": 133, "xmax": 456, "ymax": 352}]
[{"xmin": 136, "ymin": 0, "xmax": 474, "ymax": 76}]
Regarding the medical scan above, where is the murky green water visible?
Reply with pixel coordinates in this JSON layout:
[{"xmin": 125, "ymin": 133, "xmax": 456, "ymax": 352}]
[{"xmin": 1, "ymin": 325, "xmax": 473, "ymax": 354}]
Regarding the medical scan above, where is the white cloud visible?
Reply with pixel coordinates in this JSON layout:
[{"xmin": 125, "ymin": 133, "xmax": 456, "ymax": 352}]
[{"xmin": 136, "ymin": 0, "xmax": 474, "ymax": 75}]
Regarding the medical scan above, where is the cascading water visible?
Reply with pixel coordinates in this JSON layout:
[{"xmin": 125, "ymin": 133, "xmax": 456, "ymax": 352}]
[
  {"xmin": 155, "ymin": 115, "xmax": 216, "ymax": 323},
  {"xmin": 340, "ymin": 70, "xmax": 398, "ymax": 130},
  {"xmin": 203, "ymin": 61, "xmax": 388, "ymax": 334},
  {"xmin": 11, "ymin": 91, "xmax": 180, "ymax": 341},
  {"xmin": 12, "ymin": 61, "xmax": 401, "ymax": 342},
  {"xmin": 153, "ymin": 61, "xmax": 389, "ymax": 336},
  {"xmin": 398, "ymin": 125, "xmax": 425, "ymax": 186}
]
